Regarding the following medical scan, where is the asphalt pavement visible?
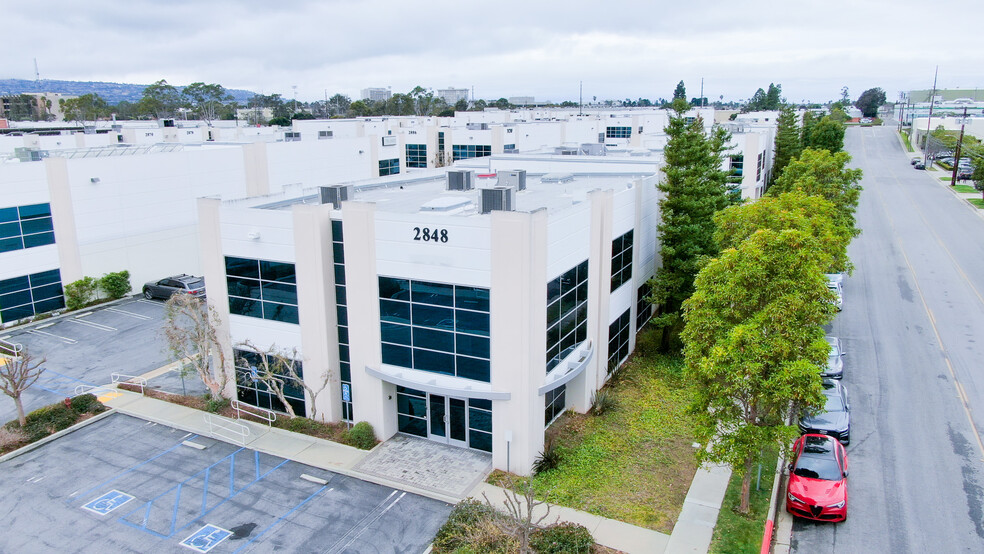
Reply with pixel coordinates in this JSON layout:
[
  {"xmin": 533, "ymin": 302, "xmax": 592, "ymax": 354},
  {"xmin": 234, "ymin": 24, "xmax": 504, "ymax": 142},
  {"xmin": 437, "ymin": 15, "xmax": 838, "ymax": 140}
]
[{"xmin": 790, "ymin": 126, "xmax": 984, "ymax": 552}]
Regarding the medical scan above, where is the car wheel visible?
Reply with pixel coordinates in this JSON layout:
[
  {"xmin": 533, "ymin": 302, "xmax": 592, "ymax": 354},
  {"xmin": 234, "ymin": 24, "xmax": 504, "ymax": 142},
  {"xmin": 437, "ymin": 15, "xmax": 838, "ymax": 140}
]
[{"xmin": 143, "ymin": 289, "xmax": 153, "ymax": 300}]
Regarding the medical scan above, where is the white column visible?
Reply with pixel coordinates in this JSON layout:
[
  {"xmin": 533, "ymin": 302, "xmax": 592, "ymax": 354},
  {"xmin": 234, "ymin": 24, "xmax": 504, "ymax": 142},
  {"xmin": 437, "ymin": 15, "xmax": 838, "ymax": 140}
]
[
  {"xmin": 197, "ymin": 197, "xmax": 237, "ymax": 398},
  {"xmin": 292, "ymin": 203, "xmax": 341, "ymax": 422},
  {"xmin": 586, "ymin": 189, "xmax": 613, "ymax": 402},
  {"xmin": 490, "ymin": 208, "xmax": 547, "ymax": 475},
  {"xmin": 343, "ymin": 202, "xmax": 396, "ymax": 438},
  {"xmin": 44, "ymin": 156, "xmax": 83, "ymax": 284},
  {"xmin": 242, "ymin": 142, "xmax": 270, "ymax": 197}
]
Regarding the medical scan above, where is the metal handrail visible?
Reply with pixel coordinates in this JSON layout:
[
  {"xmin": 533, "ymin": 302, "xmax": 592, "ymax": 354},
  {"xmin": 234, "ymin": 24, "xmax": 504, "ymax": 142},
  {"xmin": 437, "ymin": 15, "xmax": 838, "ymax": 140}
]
[
  {"xmin": 111, "ymin": 373, "xmax": 148, "ymax": 394},
  {"xmin": 73, "ymin": 384, "xmax": 113, "ymax": 397},
  {"xmin": 203, "ymin": 413, "xmax": 250, "ymax": 446},
  {"xmin": 0, "ymin": 337, "xmax": 22, "ymax": 357},
  {"xmin": 231, "ymin": 399, "xmax": 277, "ymax": 426}
]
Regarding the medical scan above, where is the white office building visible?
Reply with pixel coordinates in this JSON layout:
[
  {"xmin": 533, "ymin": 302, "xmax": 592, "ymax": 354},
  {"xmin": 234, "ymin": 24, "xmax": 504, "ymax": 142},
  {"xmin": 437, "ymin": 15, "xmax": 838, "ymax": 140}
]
[
  {"xmin": 199, "ymin": 157, "xmax": 662, "ymax": 475},
  {"xmin": 361, "ymin": 88, "xmax": 393, "ymax": 102},
  {"xmin": 437, "ymin": 88, "xmax": 470, "ymax": 106}
]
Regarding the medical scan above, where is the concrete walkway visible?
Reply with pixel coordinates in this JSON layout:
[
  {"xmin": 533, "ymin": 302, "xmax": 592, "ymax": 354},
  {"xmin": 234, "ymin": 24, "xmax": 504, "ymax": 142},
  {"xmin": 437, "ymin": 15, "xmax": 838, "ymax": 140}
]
[{"xmin": 100, "ymin": 386, "xmax": 731, "ymax": 553}]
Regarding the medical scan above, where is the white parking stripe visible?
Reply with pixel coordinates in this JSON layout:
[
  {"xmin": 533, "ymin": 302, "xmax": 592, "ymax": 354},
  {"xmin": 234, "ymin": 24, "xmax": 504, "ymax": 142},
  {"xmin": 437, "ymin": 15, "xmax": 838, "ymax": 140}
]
[
  {"xmin": 65, "ymin": 318, "xmax": 117, "ymax": 332},
  {"xmin": 135, "ymin": 299, "xmax": 161, "ymax": 306},
  {"xmin": 27, "ymin": 329, "xmax": 78, "ymax": 344},
  {"xmin": 105, "ymin": 307, "xmax": 152, "ymax": 320}
]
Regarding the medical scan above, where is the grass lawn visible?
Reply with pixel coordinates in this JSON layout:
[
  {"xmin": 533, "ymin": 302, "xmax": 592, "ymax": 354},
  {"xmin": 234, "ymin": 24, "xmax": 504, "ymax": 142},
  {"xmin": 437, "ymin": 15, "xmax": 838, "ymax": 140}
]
[
  {"xmin": 952, "ymin": 184, "xmax": 977, "ymax": 193},
  {"xmin": 709, "ymin": 446, "xmax": 780, "ymax": 554},
  {"xmin": 489, "ymin": 332, "xmax": 698, "ymax": 534},
  {"xmin": 900, "ymin": 131, "xmax": 914, "ymax": 152},
  {"xmin": 969, "ymin": 199, "xmax": 984, "ymax": 209}
]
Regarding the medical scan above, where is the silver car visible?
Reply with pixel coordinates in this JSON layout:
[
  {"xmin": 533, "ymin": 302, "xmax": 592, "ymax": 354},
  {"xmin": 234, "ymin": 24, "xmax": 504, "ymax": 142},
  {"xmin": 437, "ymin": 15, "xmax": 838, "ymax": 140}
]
[
  {"xmin": 826, "ymin": 279, "xmax": 843, "ymax": 311},
  {"xmin": 821, "ymin": 336, "xmax": 845, "ymax": 379},
  {"xmin": 799, "ymin": 379, "xmax": 851, "ymax": 445}
]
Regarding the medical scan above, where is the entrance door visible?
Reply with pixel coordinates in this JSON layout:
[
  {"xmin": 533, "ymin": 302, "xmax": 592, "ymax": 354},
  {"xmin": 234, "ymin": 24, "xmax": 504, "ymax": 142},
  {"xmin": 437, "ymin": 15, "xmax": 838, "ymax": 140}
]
[{"xmin": 428, "ymin": 394, "xmax": 468, "ymax": 448}]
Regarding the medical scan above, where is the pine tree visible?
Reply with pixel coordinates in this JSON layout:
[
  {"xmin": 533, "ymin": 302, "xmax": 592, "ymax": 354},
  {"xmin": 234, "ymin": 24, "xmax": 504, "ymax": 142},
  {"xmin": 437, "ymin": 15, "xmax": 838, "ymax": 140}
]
[
  {"xmin": 650, "ymin": 100, "xmax": 735, "ymax": 350},
  {"xmin": 800, "ymin": 110, "xmax": 817, "ymax": 148},
  {"xmin": 673, "ymin": 80, "xmax": 687, "ymax": 100}
]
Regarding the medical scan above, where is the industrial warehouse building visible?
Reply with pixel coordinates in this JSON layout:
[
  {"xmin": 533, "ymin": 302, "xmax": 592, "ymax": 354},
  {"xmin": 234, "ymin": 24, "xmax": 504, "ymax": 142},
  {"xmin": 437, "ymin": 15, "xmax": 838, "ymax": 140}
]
[{"xmin": 199, "ymin": 157, "xmax": 662, "ymax": 475}]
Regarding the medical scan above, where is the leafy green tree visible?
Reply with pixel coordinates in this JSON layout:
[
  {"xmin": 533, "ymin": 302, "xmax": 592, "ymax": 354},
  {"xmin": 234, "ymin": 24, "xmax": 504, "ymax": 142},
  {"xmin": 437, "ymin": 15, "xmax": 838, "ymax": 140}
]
[
  {"xmin": 855, "ymin": 87, "xmax": 886, "ymax": 118},
  {"xmin": 182, "ymin": 82, "xmax": 232, "ymax": 125},
  {"xmin": 840, "ymin": 86, "xmax": 850, "ymax": 103},
  {"xmin": 138, "ymin": 79, "xmax": 183, "ymax": 119},
  {"xmin": 454, "ymin": 98, "xmax": 469, "ymax": 112},
  {"xmin": 715, "ymin": 191, "xmax": 854, "ymax": 273},
  {"xmin": 972, "ymin": 159, "xmax": 984, "ymax": 200},
  {"xmin": 471, "ymin": 99, "xmax": 488, "ymax": 111},
  {"xmin": 673, "ymin": 80, "xmax": 687, "ymax": 100},
  {"xmin": 650, "ymin": 100, "xmax": 735, "ymax": 350},
  {"xmin": 800, "ymin": 110, "xmax": 817, "ymax": 148},
  {"xmin": 268, "ymin": 116, "xmax": 291, "ymax": 126},
  {"xmin": 768, "ymin": 148, "xmax": 863, "ymax": 238},
  {"xmin": 348, "ymin": 99, "xmax": 372, "ymax": 117},
  {"xmin": 809, "ymin": 116, "xmax": 846, "ymax": 152},
  {"xmin": 682, "ymin": 228, "xmax": 831, "ymax": 513},
  {"xmin": 770, "ymin": 105, "xmax": 802, "ymax": 189},
  {"xmin": 493, "ymin": 98, "xmax": 512, "ymax": 110},
  {"xmin": 60, "ymin": 93, "xmax": 108, "ymax": 126},
  {"xmin": 765, "ymin": 83, "xmax": 782, "ymax": 109}
]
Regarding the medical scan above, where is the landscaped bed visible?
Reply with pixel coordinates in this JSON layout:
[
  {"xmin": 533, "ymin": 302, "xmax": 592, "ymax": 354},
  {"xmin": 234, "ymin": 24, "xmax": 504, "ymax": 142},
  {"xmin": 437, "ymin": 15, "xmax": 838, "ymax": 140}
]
[
  {"xmin": 1, "ymin": 394, "xmax": 108, "ymax": 456},
  {"xmin": 488, "ymin": 330, "xmax": 698, "ymax": 534},
  {"xmin": 116, "ymin": 383, "xmax": 377, "ymax": 449}
]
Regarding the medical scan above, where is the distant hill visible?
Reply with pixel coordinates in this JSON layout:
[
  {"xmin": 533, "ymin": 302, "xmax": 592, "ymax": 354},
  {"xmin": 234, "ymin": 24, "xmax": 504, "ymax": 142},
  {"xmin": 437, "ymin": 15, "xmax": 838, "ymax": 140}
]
[{"xmin": 0, "ymin": 78, "xmax": 256, "ymax": 104}]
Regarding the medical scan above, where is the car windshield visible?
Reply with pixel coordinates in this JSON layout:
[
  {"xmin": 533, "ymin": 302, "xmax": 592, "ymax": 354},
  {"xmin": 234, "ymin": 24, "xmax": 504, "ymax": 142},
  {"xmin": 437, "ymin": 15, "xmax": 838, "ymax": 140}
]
[
  {"xmin": 186, "ymin": 279, "xmax": 205, "ymax": 289},
  {"xmin": 793, "ymin": 452, "xmax": 843, "ymax": 481},
  {"xmin": 826, "ymin": 340, "xmax": 840, "ymax": 356},
  {"xmin": 823, "ymin": 394, "xmax": 844, "ymax": 412}
]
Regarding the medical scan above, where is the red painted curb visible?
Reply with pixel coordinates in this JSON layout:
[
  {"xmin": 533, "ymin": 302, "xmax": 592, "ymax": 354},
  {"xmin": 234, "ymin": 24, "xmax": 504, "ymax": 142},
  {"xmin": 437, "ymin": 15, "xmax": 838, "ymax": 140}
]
[{"xmin": 761, "ymin": 519, "xmax": 774, "ymax": 554}]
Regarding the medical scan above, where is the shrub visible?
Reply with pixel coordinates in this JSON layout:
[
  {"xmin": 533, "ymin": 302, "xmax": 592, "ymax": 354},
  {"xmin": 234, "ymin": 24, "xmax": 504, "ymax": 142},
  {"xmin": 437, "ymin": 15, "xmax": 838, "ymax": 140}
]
[
  {"xmin": 64, "ymin": 276, "xmax": 98, "ymax": 310},
  {"xmin": 204, "ymin": 396, "xmax": 230, "ymax": 413},
  {"xmin": 99, "ymin": 270, "xmax": 132, "ymax": 299},
  {"xmin": 532, "ymin": 441, "xmax": 564, "ymax": 475},
  {"xmin": 589, "ymin": 388, "xmax": 616, "ymax": 416},
  {"xmin": 433, "ymin": 499, "xmax": 508, "ymax": 552},
  {"xmin": 0, "ymin": 425, "xmax": 26, "ymax": 450},
  {"xmin": 22, "ymin": 404, "xmax": 77, "ymax": 441},
  {"xmin": 70, "ymin": 393, "xmax": 106, "ymax": 414},
  {"xmin": 347, "ymin": 421, "xmax": 377, "ymax": 450},
  {"xmin": 530, "ymin": 522, "xmax": 594, "ymax": 554}
]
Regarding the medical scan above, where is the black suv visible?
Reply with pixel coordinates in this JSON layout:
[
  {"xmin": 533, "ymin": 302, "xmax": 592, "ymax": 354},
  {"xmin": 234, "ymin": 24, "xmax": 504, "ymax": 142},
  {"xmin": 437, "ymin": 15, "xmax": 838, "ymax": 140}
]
[{"xmin": 142, "ymin": 274, "xmax": 206, "ymax": 300}]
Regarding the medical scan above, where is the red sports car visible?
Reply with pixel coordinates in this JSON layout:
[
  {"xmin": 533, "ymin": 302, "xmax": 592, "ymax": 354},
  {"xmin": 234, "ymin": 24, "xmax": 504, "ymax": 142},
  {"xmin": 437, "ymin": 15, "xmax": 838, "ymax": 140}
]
[{"xmin": 786, "ymin": 434, "xmax": 848, "ymax": 522}]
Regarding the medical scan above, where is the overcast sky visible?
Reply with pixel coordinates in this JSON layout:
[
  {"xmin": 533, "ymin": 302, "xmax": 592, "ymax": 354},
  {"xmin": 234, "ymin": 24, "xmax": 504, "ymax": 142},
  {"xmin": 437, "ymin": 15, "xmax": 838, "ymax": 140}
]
[{"xmin": 5, "ymin": 0, "xmax": 982, "ymax": 104}]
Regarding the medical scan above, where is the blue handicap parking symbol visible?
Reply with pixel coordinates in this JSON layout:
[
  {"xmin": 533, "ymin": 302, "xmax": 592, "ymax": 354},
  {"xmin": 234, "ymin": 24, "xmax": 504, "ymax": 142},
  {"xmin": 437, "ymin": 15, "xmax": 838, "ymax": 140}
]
[
  {"xmin": 180, "ymin": 524, "xmax": 233, "ymax": 553},
  {"xmin": 342, "ymin": 383, "xmax": 351, "ymax": 402},
  {"xmin": 82, "ymin": 490, "xmax": 134, "ymax": 515}
]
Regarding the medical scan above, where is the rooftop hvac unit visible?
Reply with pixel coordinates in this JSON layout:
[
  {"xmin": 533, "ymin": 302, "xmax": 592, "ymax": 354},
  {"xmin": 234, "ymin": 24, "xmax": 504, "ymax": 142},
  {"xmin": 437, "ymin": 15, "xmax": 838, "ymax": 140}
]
[
  {"xmin": 319, "ymin": 184, "xmax": 353, "ymax": 209},
  {"xmin": 447, "ymin": 169, "xmax": 476, "ymax": 191},
  {"xmin": 498, "ymin": 169, "xmax": 527, "ymax": 191},
  {"xmin": 466, "ymin": 122, "xmax": 490, "ymax": 130},
  {"xmin": 480, "ymin": 186, "xmax": 515, "ymax": 214}
]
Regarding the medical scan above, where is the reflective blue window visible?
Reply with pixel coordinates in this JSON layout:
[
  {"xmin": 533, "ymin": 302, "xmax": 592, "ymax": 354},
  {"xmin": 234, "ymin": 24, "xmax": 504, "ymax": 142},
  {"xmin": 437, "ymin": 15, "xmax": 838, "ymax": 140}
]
[
  {"xmin": 455, "ymin": 309, "xmax": 489, "ymax": 336},
  {"xmin": 455, "ymin": 334, "xmax": 490, "ymax": 359},
  {"xmin": 413, "ymin": 348, "xmax": 454, "ymax": 375},
  {"xmin": 413, "ymin": 327, "xmax": 454, "ymax": 352},
  {"xmin": 0, "ymin": 203, "xmax": 55, "ymax": 254},
  {"xmin": 382, "ymin": 343, "xmax": 412, "ymax": 367},
  {"xmin": 0, "ymin": 268, "xmax": 65, "ymax": 323},
  {"xmin": 225, "ymin": 256, "xmax": 298, "ymax": 323},
  {"xmin": 412, "ymin": 281, "xmax": 454, "ymax": 307},
  {"xmin": 456, "ymin": 356, "xmax": 490, "ymax": 382},
  {"xmin": 412, "ymin": 304, "xmax": 454, "ymax": 330},
  {"xmin": 379, "ymin": 277, "xmax": 411, "ymax": 301},
  {"xmin": 380, "ymin": 299, "xmax": 411, "ymax": 324},
  {"xmin": 546, "ymin": 259, "xmax": 589, "ymax": 371},
  {"xmin": 455, "ymin": 286, "xmax": 490, "ymax": 312},
  {"xmin": 381, "ymin": 322, "xmax": 412, "ymax": 345}
]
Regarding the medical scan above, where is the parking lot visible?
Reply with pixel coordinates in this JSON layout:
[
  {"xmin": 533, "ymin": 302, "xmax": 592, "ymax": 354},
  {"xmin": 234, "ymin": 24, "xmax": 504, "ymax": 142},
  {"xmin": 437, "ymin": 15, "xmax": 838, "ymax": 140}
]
[
  {"xmin": 0, "ymin": 296, "xmax": 206, "ymax": 424},
  {"xmin": 0, "ymin": 413, "xmax": 451, "ymax": 553}
]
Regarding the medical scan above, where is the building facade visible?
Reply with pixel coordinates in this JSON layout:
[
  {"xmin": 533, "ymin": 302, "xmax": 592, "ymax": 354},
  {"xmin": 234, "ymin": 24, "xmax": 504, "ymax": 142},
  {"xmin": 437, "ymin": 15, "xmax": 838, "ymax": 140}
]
[{"xmin": 199, "ymin": 161, "xmax": 662, "ymax": 475}]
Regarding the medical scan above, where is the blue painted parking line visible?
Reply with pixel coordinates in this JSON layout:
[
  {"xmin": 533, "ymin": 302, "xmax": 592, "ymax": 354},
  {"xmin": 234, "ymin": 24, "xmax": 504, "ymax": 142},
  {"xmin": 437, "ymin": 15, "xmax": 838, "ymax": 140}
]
[
  {"xmin": 232, "ymin": 485, "xmax": 332, "ymax": 554},
  {"xmin": 82, "ymin": 490, "xmax": 134, "ymax": 515},
  {"xmin": 36, "ymin": 369, "xmax": 97, "ymax": 396},
  {"xmin": 68, "ymin": 435, "xmax": 197, "ymax": 505},
  {"xmin": 180, "ymin": 524, "xmax": 232, "ymax": 553},
  {"xmin": 118, "ymin": 449, "xmax": 289, "ymax": 539}
]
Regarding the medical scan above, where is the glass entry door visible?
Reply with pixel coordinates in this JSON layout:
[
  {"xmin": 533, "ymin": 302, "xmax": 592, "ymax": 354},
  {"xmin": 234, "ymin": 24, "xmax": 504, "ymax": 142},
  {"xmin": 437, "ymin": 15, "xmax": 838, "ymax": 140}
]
[{"xmin": 428, "ymin": 394, "xmax": 468, "ymax": 448}]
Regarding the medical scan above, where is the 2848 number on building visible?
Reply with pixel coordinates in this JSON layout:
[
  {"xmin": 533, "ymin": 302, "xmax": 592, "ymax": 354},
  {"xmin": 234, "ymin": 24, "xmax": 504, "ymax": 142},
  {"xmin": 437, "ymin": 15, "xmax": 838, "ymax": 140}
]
[{"xmin": 413, "ymin": 227, "xmax": 448, "ymax": 243}]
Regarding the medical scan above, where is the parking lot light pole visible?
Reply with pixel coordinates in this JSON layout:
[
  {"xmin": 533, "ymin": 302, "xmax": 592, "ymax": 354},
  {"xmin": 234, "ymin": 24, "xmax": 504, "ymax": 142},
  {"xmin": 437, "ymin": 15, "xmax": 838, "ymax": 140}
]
[{"xmin": 950, "ymin": 107, "xmax": 969, "ymax": 187}]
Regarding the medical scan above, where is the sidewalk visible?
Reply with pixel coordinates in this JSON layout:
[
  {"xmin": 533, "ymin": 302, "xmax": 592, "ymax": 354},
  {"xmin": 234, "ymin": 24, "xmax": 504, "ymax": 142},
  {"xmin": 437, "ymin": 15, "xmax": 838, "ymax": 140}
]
[{"xmin": 102, "ymin": 386, "xmax": 730, "ymax": 554}]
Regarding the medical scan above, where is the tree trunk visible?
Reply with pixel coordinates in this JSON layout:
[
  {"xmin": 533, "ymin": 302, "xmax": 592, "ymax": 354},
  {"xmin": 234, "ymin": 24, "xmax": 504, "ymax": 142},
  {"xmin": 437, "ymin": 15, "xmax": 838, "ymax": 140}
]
[
  {"xmin": 15, "ymin": 394, "xmax": 26, "ymax": 427},
  {"xmin": 739, "ymin": 454, "xmax": 754, "ymax": 514}
]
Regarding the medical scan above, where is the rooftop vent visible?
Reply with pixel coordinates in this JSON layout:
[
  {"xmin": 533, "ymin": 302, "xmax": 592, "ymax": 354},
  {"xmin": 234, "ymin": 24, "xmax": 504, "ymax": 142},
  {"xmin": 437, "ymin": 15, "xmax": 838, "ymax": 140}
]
[
  {"xmin": 447, "ymin": 169, "xmax": 476, "ymax": 191},
  {"xmin": 541, "ymin": 172, "xmax": 574, "ymax": 183},
  {"xmin": 498, "ymin": 169, "xmax": 527, "ymax": 191},
  {"xmin": 466, "ymin": 122, "xmax": 490, "ymax": 130},
  {"xmin": 579, "ymin": 143, "xmax": 607, "ymax": 156},
  {"xmin": 319, "ymin": 184, "xmax": 353, "ymax": 209},
  {"xmin": 480, "ymin": 186, "xmax": 515, "ymax": 214}
]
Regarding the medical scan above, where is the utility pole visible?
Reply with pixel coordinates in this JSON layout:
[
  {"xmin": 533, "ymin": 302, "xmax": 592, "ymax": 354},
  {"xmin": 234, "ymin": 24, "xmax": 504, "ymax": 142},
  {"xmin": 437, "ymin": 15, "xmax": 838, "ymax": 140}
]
[
  {"xmin": 923, "ymin": 66, "xmax": 939, "ymax": 167},
  {"xmin": 292, "ymin": 85, "xmax": 298, "ymax": 115},
  {"xmin": 700, "ymin": 78, "xmax": 704, "ymax": 107},
  {"xmin": 579, "ymin": 81, "xmax": 583, "ymax": 116},
  {"xmin": 324, "ymin": 89, "xmax": 329, "ymax": 118},
  {"xmin": 950, "ymin": 107, "xmax": 969, "ymax": 187}
]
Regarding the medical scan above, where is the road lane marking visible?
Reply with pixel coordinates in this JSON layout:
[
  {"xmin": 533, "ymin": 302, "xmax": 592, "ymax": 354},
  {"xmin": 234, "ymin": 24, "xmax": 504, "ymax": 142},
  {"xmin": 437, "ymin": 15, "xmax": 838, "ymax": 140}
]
[
  {"xmin": 105, "ymin": 307, "xmax": 152, "ymax": 320},
  {"xmin": 27, "ymin": 328, "xmax": 77, "ymax": 344},
  {"xmin": 65, "ymin": 318, "xmax": 117, "ymax": 332},
  {"xmin": 859, "ymin": 129, "xmax": 984, "ymax": 460}
]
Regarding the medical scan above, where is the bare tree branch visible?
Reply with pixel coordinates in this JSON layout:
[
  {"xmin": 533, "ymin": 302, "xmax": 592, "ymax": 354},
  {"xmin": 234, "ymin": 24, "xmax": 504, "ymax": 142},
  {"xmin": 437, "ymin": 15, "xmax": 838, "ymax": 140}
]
[
  {"xmin": 236, "ymin": 341, "xmax": 332, "ymax": 421},
  {"xmin": 162, "ymin": 294, "xmax": 227, "ymax": 400},
  {"xmin": 0, "ymin": 348, "xmax": 47, "ymax": 427}
]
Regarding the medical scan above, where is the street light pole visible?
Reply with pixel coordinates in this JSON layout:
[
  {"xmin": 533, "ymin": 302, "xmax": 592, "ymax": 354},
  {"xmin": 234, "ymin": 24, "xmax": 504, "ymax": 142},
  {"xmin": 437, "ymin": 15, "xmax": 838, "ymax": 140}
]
[{"xmin": 923, "ymin": 66, "xmax": 939, "ymax": 167}]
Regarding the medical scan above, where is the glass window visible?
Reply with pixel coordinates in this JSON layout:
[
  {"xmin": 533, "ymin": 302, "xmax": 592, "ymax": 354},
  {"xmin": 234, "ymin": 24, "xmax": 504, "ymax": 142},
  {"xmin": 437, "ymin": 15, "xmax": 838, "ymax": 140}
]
[
  {"xmin": 380, "ymin": 299, "xmax": 411, "ymax": 324},
  {"xmin": 456, "ymin": 356, "xmax": 490, "ymax": 382},
  {"xmin": 455, "ymin": 286, "xmax": 490, "ymax": 312},
  {"xmin": 455, "ymin": 334, "xmax": 490, "ymax": 359},
  {"xmin": 227, "ymin": 276, "xmax": 260, "ymax": 299},
  {"xmin": 0, "ymin": 269, "xmax": 64, "ymax": 323},
  {"xmin": 412, "ymin": 304, "xmax": 454, "ymax": 330},
  {"xmin": 546, "ymin": 259, "xmax": 589, "ymax": 371},
  {"xmin": 0, "ymin": 207, "xmax": 18, "ymax": 223},
  {"xmin": 260, "ymin": 260, "xmax": 296, "ymax": 283},
  {"xmin": 413, "ymin": 348, "xmax": 454, "ymax": 375},
  {"xmin": 398, "ymin": 414, "xmax": 427, "ymax": 437},
  {"xmin": 331, "ymin": 219, "xmax": 344, "ymax": 240},
  {"xmin": 382, "ymin": 343, "xmax": 413, "ymax": 367},
  {"xmin": 262, "ymin": 302, "xmax": 298, "ymax": 324},
  {"xmin": 413, "ymin": 327, "xmax": 454, "ymax": 352},
  {"xmin": 469, "ymin": 430, "xmax": 492, "ymax": 452},
  {"xmin": 611, "ymin": 230, "xmax": 634, "ymax": 292},
  {"xmin": 412, "ymin": 280, "xmax": 454, "ymax": 307},
  {"xmin": 378, "ymin": 158, "xmax": 400, "ymax": 176},
  {"xmin": 226, "ymin": 257, "xmax": 298, "ymax": 324},
  {"xmin": 0, "ymin": 222, "xmax": 21, "ymax": 239},
  {"xmin": 0, "ymin": 203, "xmax": 56, "ymax": 253},
  {"xmin": 379, "ymin": 277, "xmax": 411, "ymax": 300},
  {"xmin": 225, "ymin": 256, "xmax": 259, "ymax": 278},
  {"xmin": 381, "ymin": 322, "xmax": 412, "ymax": 345},
  {"xmin": 405, "ymin": 144, "xmax": 427, "ymax": 168},
  {"xmin": 455, "ymin": 309, "xmax": 489, "ymax": 336}
]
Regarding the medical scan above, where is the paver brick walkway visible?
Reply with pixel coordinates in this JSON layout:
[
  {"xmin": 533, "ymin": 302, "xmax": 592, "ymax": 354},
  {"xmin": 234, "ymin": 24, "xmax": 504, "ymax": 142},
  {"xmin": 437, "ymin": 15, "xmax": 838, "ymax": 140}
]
[{"xmin": 353, "ymin": 434, "xmax": 492, "ymax": 498}]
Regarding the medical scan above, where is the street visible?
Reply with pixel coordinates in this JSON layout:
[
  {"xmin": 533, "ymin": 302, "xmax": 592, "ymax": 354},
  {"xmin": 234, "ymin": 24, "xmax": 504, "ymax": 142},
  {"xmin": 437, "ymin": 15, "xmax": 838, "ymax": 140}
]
[{"xmin": 791, "ymin": 126, "xmax": 984, "ymax": 551}]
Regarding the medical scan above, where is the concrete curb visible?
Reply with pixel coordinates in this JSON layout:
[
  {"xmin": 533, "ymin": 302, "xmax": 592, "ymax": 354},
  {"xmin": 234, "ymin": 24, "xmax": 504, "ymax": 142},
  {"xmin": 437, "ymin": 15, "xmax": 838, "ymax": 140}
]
[
  {"xmin": 0, "ymin": 408, "xmax": 116, "ymax": 463},
  {"xmin": 761, "ymin": 451, "xmax": 789, "ymax": 553}
]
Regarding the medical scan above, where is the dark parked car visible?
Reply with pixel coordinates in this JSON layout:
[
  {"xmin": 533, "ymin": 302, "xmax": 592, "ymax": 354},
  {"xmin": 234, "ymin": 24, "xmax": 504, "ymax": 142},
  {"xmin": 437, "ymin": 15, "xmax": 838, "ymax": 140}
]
[
  {"xmin": 786, "ymin": 434, "xmax": 849, "ymax": 522},
  {"xmin": 821, "ymin": 336, "xmax": 845, "ymax": 379},
  {"xmin": 142, "ymin": 274, "xmax": 206, "ymax": 300},
  {"xmin": 799, "ymin": 379, "xmax": 851, "ymax": 445},
  {"xmin": 913, "ymin": 161, "xmax": 925, "ymax": 170}
]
